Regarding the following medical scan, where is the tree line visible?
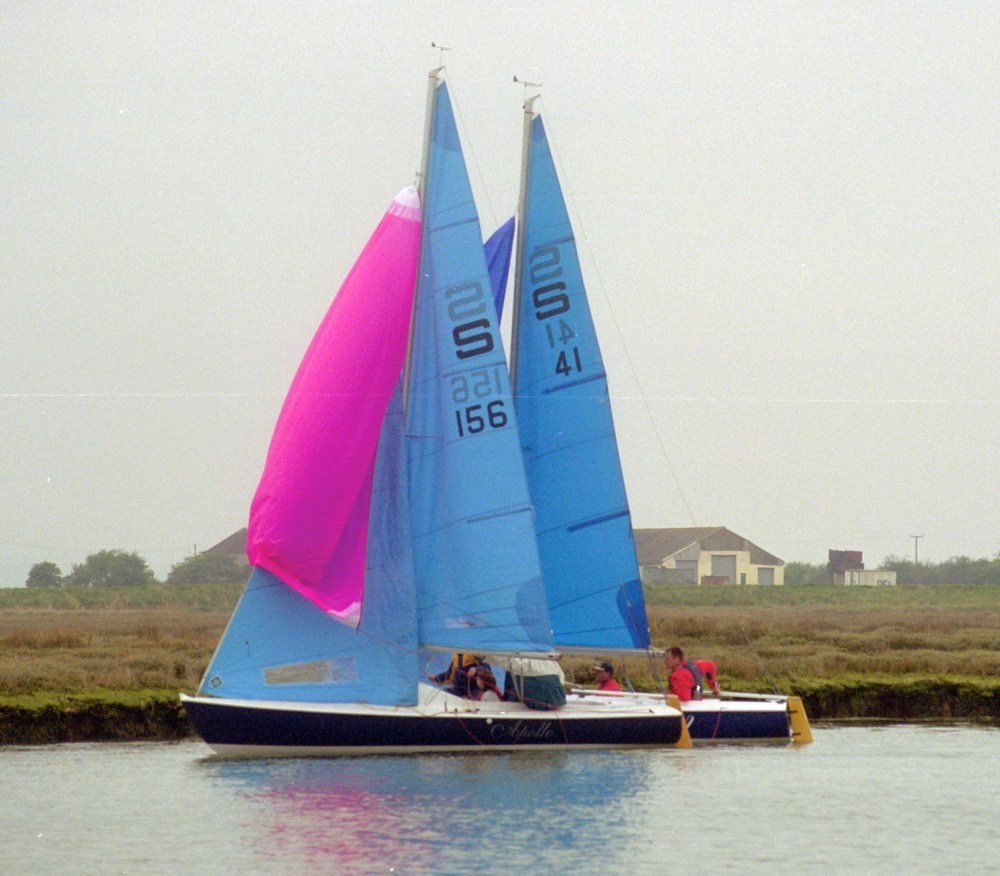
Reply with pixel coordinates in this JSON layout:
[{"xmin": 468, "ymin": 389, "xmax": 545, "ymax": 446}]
[
  {"xmin": 26, "ymin": 548, "xmax": 1000, "ymax": 588},
  {"xmin": 785, "ymin": 553, "xmax": 1000, "ymax": 586},
  {"xmin": 25, "ymin": 550, "xmax": 247, "ymax": 588}
]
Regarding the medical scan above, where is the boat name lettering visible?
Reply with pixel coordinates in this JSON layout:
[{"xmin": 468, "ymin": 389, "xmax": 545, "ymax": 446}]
[
  {"xmin": 446, "ymin": 281, "xmax": 494, "ymax": 360},
  {"xmin": 489, "ymin": 719, "xmax": 556, "ymax": 744}
]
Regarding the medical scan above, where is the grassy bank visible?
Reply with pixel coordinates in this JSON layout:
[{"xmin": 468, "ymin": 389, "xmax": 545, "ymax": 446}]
[{"xmin": 2, "ymin": 582, "xmax": 998, "ymax": 742}]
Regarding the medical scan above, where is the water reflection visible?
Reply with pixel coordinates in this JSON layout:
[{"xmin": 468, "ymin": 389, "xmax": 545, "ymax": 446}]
[
  {"xmin": 199, "ymin": 751, "xmax": 655, "ymax": 872},
  {"xmin": 5, "ymin": 729, "xmax": 999, "ymax": 874}
]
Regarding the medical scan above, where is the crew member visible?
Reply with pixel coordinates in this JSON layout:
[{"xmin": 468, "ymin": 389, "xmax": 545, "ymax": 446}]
[
  {"xmin": 428, "ymin": 653, "xmax": 482, "ymax": 698},
  {"xmin": 593, "ymin": 661, "xmax": 621, "ymax": 692},
  {"xmin": 663, "ymin": 646, "xmax": 704, "ymax": 702}
]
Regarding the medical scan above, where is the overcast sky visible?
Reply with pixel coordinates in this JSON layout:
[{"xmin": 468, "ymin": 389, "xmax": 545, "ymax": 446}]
[{"xmin": 2, "ymin": 3, "xmax": 997, "ymax": 585}]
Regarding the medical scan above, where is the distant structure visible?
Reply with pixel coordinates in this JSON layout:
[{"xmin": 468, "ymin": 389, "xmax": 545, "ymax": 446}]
[
  {"xmin": 203, "ymin": 528, "xmax": 249, "ymax": 567},
  {"xmin": 634, "ymin": 527, "xmax": 784, "ymax": 586},
  {"xmin": 828, "ymin": 549, "xmax": 896, "ymax": 586},
  {"xmin": 828, "ymin": 549, "xmax": 863, "ymax": 582}
]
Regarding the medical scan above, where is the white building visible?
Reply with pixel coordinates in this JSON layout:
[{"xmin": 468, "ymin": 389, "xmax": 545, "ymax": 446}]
[{"xmin": 634, "ymin": 527, "xmax": 784, "ymax": 586}]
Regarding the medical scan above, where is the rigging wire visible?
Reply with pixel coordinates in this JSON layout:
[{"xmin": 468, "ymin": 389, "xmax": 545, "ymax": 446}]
[
  {"xmin": 741, "ymin": 623, "xmax": 782, "ymax": 694},
  {"xmin": 531, "ymin": 97, "xmax": 696, "ymax": 525},
  {"xmin": 434, "ymin": 59, "xmax": 500, "ymax": 231}
]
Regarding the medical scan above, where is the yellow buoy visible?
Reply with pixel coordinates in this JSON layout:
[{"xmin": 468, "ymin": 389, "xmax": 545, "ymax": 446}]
[{"xmin": 787, "ymin": 696, "xmax": 814, "ymax": 744}]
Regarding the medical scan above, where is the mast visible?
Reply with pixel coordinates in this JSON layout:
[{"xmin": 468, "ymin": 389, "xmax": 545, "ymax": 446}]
[
  {"xmin": 402, "ymin": 67, "xmax": 443, "ymax": 418},
  {"xmin": 509, "ymin": 93, "xmax": 539, "ymax": 392}
]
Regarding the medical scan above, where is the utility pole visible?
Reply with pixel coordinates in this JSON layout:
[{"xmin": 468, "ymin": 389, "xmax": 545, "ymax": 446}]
[{"xmin": 909, "ymin": 534, "xmax": 923, "ymax": 565}]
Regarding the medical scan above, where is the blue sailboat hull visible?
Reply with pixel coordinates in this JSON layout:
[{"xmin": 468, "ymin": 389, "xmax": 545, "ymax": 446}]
[
  {"xmin": 684, "ymin": 703, "xmax": 792, "ymax": 743},
  {"xmin": 181, "ymin": 693, "xmax": 683, "ymax": 756}
]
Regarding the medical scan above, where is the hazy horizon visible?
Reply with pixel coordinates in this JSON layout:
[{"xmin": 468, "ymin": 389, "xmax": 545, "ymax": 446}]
[{"xmin": 3, "ymin": 4, "xmax": 997, "ymax": 585}]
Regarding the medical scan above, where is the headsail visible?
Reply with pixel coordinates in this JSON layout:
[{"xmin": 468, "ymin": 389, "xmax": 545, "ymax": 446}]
[
  {"xmin": 511, "ymin": 103, "xmax": 651, "ymax": 650},
  {"xmin": 406, "ymin": 75, "xmax": 553, "ymax": 654},
  {"xmin": 247, "ymin": 188, "xmax": 421, "ymax": 624},
  {"xmin": 484, "ymin": 217, "xmax": 516, "ymax": 318},
  {"xmin": 201, "ymin": 188, "xmax": 422, "ymax": 705},
  {"xmin": 199, "ymin": 385, "xmax": 420, "ymax": 705}
]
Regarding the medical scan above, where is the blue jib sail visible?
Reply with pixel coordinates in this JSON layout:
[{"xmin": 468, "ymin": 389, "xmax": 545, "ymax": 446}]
[
  {"xmin": 513, "ymin": 111, "xmax": 650, "ymax": 650},
  {"xmin": 406, "ymin": 80, "xmax": 553, "ymax": 654},
  {"xmin": 199, "ymin": 386, "xmax": 419, "ymax": 705},
  {"xmin": 485, "ymin": 216, "xmax": 515, "ymax": 318}
]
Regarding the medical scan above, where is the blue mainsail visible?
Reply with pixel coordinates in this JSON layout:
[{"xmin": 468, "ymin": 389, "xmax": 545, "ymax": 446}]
[
  {"xmin": 512, "ymin": 108, "xmax": 650, "ymax": 650},
  {"xmin": 406, "ymin": 78, "xmax": 553, "ymax": 654}
]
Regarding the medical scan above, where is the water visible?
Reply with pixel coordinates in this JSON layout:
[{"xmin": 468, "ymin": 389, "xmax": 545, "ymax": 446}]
[{"xmin": 2, "ymin": 726, "xmax": 998, "ymax": 875}]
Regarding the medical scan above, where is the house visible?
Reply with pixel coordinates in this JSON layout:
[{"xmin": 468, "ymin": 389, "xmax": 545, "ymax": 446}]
[
  {"xmin": 634, "ymin": 527, "xmax": 784, "ymax": 586},
  {"xmin": 202, "ymin": 528, "xmax": 249, "ymax": 566}
]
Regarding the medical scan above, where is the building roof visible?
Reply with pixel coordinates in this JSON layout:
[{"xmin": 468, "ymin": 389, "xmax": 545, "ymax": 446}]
[
  {"xmin": 634, "ymin": 527, "xmax": 784, "ymax": 567},
  {"xmin": 203, "ymin": 528, "xmax": 248, "ymax": 556}
]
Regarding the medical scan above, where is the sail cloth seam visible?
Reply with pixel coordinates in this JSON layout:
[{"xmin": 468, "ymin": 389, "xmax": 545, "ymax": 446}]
[
  {"xmin": 428, "ymin": 216, "xmax": 480, "ymax": 234},
  {"xmin": 523, "ymin": 434, "xmax": 617, "ymax": 467},
  {"xmin": 530, "ymin": 234, "xmax": 573, "ymax": 249},
  {"xmin": 545, "ymin": 580, "xmax": 642, "ymax": 610}
]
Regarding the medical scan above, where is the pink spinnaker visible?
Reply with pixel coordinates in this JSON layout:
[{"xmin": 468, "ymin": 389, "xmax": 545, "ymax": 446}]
[{"xmin": 247, "ymin": 187, "xmax": 421, "ymax": 625}]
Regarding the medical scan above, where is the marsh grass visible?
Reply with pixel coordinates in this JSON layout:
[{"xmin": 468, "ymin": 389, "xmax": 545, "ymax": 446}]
[
  {"xmin": 0, "ymin": 584, "xmax": 239, "ymax": 696},
  {"xmin": 569, "ymin": 584, "xmax": 1000, "ymax": 693},
  {"xmin": 2, "ymin": 582, "xmax": 999, "ymax": 699}
]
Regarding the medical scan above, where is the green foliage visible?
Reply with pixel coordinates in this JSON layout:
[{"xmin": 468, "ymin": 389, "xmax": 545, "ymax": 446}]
[
  {"xmin": 770, "ymin": 554, "xmax": 1000, "ymax": 586},
  {"xmin": 64, "ymin": 550, "xmax": 157, "ymax": 588},
  {"xmin": 166, "ymin": 552, "xmax": 248, "ymax": 586},
  {"xmin": 26, "ymin": 561, "xmax": 63, "ymax": 588},
  {"xmin": 881, "ymin": 554, "xmax": 1000, "ymax": 586},
  {"xmin": 784, "ymin": 561, "xmax": 828, "ymax": 586},
  {"xmin": 0, "ymin": 582, "xmax": 242, "ymax": 609}
]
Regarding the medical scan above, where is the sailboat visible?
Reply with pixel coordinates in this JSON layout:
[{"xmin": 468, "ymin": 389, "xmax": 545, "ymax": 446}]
[
  {"xmin": 510, "ymin": 96, "xmax": 811, "ymax": 744},
  {"xmin": 181, "ymin": 70, "xmax": 684, "ymax": 756}
]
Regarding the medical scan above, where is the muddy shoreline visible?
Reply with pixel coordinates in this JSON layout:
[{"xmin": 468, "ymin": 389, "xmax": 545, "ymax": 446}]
[{"xmin": 3, "ymin": 679, "xmax": 997, "ymax": 745}]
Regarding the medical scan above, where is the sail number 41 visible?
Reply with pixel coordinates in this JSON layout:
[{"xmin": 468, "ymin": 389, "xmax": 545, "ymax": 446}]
[{"xmin": 531, "ymin": 245, "xmax": 581, "ymax": 377}]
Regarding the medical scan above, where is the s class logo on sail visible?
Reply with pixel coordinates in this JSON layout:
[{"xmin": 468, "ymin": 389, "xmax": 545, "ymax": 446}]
[
  {"xmin": 446, "ymin": 278, "xmax": 510, "ymax": 439},
  {"xmin": 529, "ymin": 245, "xmax": 582, "ymax": 378},
  {"xmin": 447, "ymin": 280, "xmax": 494, "ymax": 360}
]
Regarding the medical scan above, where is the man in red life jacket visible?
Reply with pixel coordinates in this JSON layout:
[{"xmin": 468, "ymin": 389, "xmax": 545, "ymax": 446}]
[
  {"xmin": 664, "ymin": 646, "xmax": 704, "ymax": 702},
  {"xmin": 593, "ymin": 661, "xmax": 621, "ymax": 692}
]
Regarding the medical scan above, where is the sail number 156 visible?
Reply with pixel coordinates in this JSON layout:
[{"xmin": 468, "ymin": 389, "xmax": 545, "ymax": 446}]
[{"xmin": 451, "ymin": 367, "xmax": 508, "ymax": 438}]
